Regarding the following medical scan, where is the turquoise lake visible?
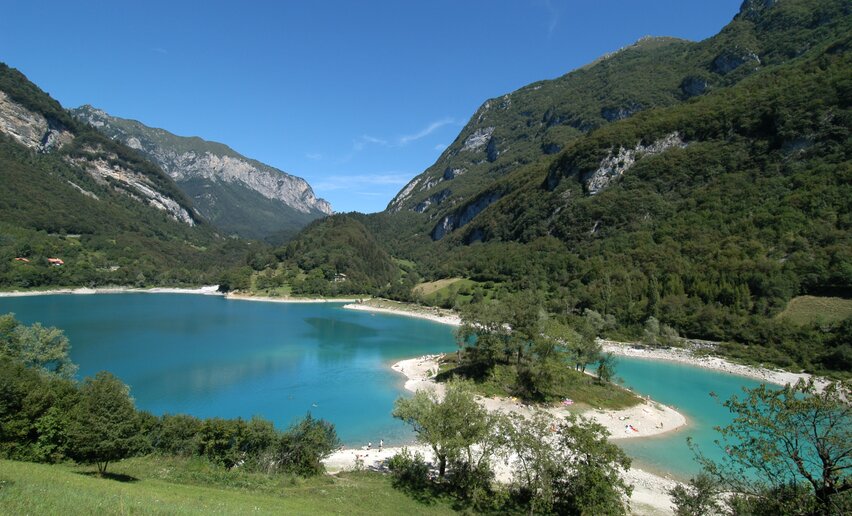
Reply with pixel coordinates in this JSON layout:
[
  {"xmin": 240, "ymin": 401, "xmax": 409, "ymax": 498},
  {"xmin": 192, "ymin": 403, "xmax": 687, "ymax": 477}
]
[{"xmin": 0, "ymin": 293, "xmax": 768, "ymax": 478}]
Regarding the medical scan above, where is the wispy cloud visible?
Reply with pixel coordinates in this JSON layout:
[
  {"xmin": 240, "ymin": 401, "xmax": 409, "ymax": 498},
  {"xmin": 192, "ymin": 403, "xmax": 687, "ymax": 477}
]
[
  {"xmin": 313, "ymin": 173, "xmax": 412, "ymax": 192},
  {"xmin": 352, "ymin": 118, "xmax": 457, "ymax": 151},
  {"xmin": 543, "ymin": 0, "xmax": 559, "ymax": 38},
  {"xmin": 306, "ymin": 153, "xmax": 323, "ymax": 160},
  {"xmin": 434, "ymin": 143, "xmax": 448, "ymax": 151},
  {"xmin": 353, "ymin": 135, "xmax": 389, "ymax": 151},
  {"xmin": 151, "ymin": 47, "xmax": 168, "ymax": 55},
  {"xmin": 399, "ymin": 118, "xmax": 456, "ymax": 145},
  {"xmin": 354, "ymin": 191, "xmax": 387, "ymax": 197}
]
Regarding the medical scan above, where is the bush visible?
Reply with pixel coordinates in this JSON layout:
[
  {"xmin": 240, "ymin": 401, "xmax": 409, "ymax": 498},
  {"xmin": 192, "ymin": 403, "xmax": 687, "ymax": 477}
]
[
  {"xmin": 272, "ymin": 413, "xmax": 340, "ymax": 477},
  {"xmin": 387, "ymin": 447, "xmax": 430, "ymax": 490}
]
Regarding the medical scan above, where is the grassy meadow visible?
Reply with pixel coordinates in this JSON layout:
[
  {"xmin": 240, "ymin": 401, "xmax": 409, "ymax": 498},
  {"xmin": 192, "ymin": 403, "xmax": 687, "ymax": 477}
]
[{"xmin": 0, "ymin": 457, "xmax": 459, "ymax": 515}]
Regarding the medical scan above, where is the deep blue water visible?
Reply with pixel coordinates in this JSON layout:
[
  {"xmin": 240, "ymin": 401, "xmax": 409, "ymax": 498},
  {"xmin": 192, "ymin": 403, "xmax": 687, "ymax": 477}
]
[{"xmin": 0, "ymin": 293, "xmax": 769, "ymax": 477}]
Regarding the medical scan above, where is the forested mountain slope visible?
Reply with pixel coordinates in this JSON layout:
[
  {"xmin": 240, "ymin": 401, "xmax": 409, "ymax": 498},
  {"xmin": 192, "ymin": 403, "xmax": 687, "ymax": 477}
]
[
  {"xmin": 274, "ymin": 0, "xmax": 851, "ymax": 373},
  {"xmin": 0, "ymin": 64, "xmax": 249, "ymax": 288},
  {"xmin": 388, "ymin": 0, "xmax": 849, "ymax": 241}
]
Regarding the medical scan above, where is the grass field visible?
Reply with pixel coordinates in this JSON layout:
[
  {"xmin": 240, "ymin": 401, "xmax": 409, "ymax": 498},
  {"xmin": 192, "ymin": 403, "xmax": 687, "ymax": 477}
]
[
  {"xmin": 413, "ymin": 278, "xmax": 468, "ymax": 297},
  {"xmin": 777, "ymin": 295, "xmax": 852, "ymax": 325},
  {"xmin": 0, "ymin": 456, "xmax": 459, "ymax": 515},
  {"xmin": 437, "ymin": 356, "xmax": 640, "ymax": 410}
]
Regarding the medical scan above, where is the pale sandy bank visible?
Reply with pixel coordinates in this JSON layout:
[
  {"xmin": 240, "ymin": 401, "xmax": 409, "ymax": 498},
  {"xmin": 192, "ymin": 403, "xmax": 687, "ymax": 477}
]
[
  {"xmin": 344, "ymin": 301, "xmax": 462, "ymax": 326},
  {"xmin": 392, "ymin": 355, "xmax": 686, "ymax": 441},
  {"xmin": 225, "ymin": 292, "xmax": 361, "ymax": 303},
  {"xmin": 601, "ymin": 340, "xmax": 827, "ymax": 389},
  {"xmin": 0, "ymin": 285, "xmax": 222, "ymax": 297},
  {"xmin": 325, "ymin": 353, "xmax": 687, "ymax": 515}
]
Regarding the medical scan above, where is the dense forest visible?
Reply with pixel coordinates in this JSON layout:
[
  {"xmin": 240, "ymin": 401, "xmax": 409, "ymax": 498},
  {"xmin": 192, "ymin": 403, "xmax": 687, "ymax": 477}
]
[{"xmin": 0, "ymin": 64, "xmax": 251, "ymax": 288}]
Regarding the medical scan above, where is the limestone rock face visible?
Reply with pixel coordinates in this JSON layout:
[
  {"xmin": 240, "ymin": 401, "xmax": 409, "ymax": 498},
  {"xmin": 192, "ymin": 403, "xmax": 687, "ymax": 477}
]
[
  {"xmin": 712, "ymin": 50, "xmax": 761, "ymax": 74},
  {"xmin": 72, "ymin": 105, "xmax": 331, "ymax": 217},
  {"xmin": 66, "ymin": 149, "xmax": 196, "ymax": 225},
  {"xmin": 431, "ymin": 190, "xmax": 502, "ymax": 240},
  {"xmin": 601, "ymin": 102, "xmax": 642, "ymax": 122},
  {"xmin": 461, "ymin": 127, "xmax": 495, "ymax": 152},
  {"xmin": 0, "ymin": 91, "xmax": 73, "ymax": 152},
  {"xmin": 583, "ymin": 132, "xmax": 687, "ymax": 195},
  {"xmin": 71, "ymin": 105, "xmax": 330, "ymax": 239},
  {"xmin": 414, "ymin": 189, "xmax": 452, "ymax": 213}
]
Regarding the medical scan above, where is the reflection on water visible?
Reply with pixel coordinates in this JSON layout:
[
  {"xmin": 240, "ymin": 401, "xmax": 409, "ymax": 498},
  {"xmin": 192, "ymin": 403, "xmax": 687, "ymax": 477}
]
[{"xmin": 0, "ymin": 294, "xmax": 457, "ymax": 444}]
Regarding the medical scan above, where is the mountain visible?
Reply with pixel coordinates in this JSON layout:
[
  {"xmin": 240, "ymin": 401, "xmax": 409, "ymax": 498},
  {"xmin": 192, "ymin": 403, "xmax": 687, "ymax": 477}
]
[
  {"xmin": 71, "ymin": 106, "xmax": 332, "ymax": 242},
  {"xmin": 0, "ymin": 63, "xmax": 248, "ymax": 288},
  {"xmin": 271, "ymin": 0, "xmax": 852, "ymax": 373},
  {"xmin": 388, "ymin": 0, "xmax": 850, "ymax": 242}
]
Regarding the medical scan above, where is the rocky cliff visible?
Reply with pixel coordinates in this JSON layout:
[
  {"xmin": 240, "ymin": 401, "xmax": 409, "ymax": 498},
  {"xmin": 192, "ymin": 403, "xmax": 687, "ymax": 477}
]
[
  {"xmin": 0, "ymin": 84, "xmax": 197, "ymax": 226},
  {"xmin": 0, "ymin": 91, "xmax": 73, "ymax": 152},
  {"xmin": 72, "ymin": 105, "xmax": 331, "ymax": 241}
]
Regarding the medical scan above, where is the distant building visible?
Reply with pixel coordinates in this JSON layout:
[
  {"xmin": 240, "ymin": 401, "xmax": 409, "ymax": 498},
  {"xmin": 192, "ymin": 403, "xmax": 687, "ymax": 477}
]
[
  {"xmin": 14, "ymin": 257, "xmax": 30, "ymax": 263},
  {"xmin": 333, "ymin": 273, "xmax": 348, "ymax": 283},
  {"xmin": 47, "ymin": 258, "xmax": 64, "ymax": 266}
]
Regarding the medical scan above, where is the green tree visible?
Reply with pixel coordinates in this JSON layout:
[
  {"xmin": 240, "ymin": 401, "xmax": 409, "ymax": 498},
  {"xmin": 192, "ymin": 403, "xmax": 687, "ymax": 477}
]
[
  {"xmin": 506, "ymin": 410, "xmax": 562, "ymax": 513},
  {"xmin": 273, "ymin": 412, "xmax": 340, "ymax": 477},
  {"xmin": 569, "ymin": 323, "xmax": 602, "ymax": 373},
  {"xmin": 668, "ymin": 473, "xmax": 725, "ymax": 516},
  {"xmin": 691, "ymin": 380, "xmax": 851, "ymax": 516},
  {"xmin": 596, "ymin": 352, "xmax": 617, "ymax": 384},
  {"xmin": 0, "ymin": 314, "xmax": 77, "ymax": 379},
  {"xmin": 642, "ymin": 316, "xmax": 662, "ymax": 347},
  {"xmin": 554, "ymin": 413, "xmax": 632, "ymax": 515},
  {"xmin": 507, "ymin": 410, "xmax": 632, "ymax": 515},
  {"xmin": 66, "ymin": 371, "xmax": 141, "ymax": 475},
  {"xmin": 393, "ymin": 381, "xmax": 502, "ymax": 478}
]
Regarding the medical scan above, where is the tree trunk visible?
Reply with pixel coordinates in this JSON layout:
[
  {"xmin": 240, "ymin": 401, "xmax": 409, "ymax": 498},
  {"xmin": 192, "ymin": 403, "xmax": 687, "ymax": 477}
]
[
  {"xmin": 814, "ymin": 487, "xmax": 831, "ymax": 516},
  {"xmin": 439, "ymin": 455, "xmax": 446, "ymax": 477}
]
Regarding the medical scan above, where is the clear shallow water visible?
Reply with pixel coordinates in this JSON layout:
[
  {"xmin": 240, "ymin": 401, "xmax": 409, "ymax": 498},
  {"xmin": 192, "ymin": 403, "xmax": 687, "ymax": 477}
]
[
  {"xmin": 613, "ymin": 356, "xmax": 767, "ymax": 480},
  {"xmin": 0, "ymin": 293, "xmax": 767, "ymax": 477}
]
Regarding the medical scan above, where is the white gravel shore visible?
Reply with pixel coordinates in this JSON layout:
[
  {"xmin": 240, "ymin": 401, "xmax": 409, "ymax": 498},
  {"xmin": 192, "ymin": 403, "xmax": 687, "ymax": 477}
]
[
  {"xmin": 325, "ymin": 353, "xmax": 685, "ymax": 515},
  {"xmin": 344, "ymin": 302, "xmax": 462, "ymax": 326},
  {"xmin": 0, "ymin": 285, "xmax": 222, "ymax": 296},
  {"xmin": 600, "ymin": 340, "xmax": 827, "ymax": 389}
]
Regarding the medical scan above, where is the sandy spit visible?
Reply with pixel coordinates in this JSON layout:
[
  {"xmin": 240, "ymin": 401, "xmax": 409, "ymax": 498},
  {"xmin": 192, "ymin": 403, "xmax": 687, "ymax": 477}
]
[
  {"xmin": 344, "ymin": 302, "xmax": 462, "ymax": 326},
  {"xmin": 325, "ymin": 353, "xmax": 684, "ymax": 515}
]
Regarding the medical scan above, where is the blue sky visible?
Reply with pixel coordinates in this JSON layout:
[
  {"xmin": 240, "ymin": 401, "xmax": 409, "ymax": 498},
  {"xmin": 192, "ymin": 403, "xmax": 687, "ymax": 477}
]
[{"xmin": 1, "ymin": 1, "xmax": 741, "ymax": 213}]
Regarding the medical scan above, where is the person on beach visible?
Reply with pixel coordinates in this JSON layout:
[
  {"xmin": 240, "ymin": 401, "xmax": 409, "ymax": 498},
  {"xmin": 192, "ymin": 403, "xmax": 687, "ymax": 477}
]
[
  {"xmin": 379, "ymin": 439, "xmax": 383, "ymax": 451},
  {"xmin": 367, "ymin": 442, "xmax": 372, "ymax": 450}
]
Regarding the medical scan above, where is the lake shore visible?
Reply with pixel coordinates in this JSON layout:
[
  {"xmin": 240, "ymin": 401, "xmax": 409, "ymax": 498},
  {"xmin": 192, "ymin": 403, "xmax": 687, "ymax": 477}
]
[
  {"xmin": 600, "ymin": 340, "xmax": 826, "ymax": 389},
  {"xmin": 324, "ymin": 352, "xmax": 685, "ymax": 515},
  {"xmin": 345, "ymin": 299, "xmax": 823, "ymax": 390},
  {"xmin": 0, "ymin": 285, "xmax": 223, "ymax": 297},
  {"xmin": 225, "ymin": 292, "xmax": 362, "ymax": 303},
  {"xmin": 343, "ymin": 299, "xmax": 462, "ymax": 326},
  {"xmin": 0, "ymin": 287, "xmax": 365, "ymax": 304},
  {"xmin": 391, "ymin": 354, "xmax": 687, "ymax": 441}
]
